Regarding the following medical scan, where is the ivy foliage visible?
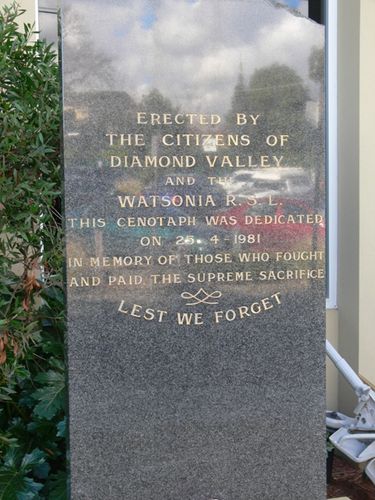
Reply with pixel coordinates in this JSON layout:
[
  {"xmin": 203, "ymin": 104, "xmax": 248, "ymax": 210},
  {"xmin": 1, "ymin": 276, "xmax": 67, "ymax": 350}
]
[{"xmin": 0, "ymin": 3, "xmax": 65, "ymax": 499}]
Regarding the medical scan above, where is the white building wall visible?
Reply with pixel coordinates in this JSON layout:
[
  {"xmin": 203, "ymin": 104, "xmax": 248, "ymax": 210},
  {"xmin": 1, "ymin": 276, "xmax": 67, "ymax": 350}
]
[
  {"xmin": 0, "ymin": 0, "xmax": 37, "ymax": 29},
  {"xmin": 359, "ymin": 0, "xmax": 375, "ymax": 387}
]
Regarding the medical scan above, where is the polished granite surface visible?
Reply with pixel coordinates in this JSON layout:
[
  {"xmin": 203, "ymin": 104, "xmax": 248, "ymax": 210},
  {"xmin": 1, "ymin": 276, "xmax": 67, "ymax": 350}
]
[{"xmin": 62, "ymin": 0, "xmax": 326, "ymax": 497}]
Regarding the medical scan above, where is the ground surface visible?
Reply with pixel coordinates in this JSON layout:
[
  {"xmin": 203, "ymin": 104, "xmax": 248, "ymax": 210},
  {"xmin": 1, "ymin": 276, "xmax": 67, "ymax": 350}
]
[{"xmin": 327, "ymin": 454, "xmax": 375, "ymax": 500}]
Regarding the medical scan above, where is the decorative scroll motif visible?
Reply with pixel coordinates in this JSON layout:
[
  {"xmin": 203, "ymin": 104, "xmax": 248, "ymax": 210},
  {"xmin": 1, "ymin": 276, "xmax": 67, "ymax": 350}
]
[{"xmin": 181, "ymin": 288, "xmax": 222, "ymax": 306}]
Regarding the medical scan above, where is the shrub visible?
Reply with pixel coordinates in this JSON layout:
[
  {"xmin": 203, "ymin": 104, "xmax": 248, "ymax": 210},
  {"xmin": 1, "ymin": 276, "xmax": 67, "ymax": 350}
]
[{"xmin": 0, "ymin": 3, "xmax": 66, "ymax": 498}]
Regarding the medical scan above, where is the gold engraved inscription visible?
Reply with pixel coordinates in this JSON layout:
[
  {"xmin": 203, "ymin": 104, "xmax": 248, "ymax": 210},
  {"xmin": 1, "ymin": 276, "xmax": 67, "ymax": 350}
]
[{"xmin": 67, "ymin": 109, "xmax": 324, "ymax": 325}]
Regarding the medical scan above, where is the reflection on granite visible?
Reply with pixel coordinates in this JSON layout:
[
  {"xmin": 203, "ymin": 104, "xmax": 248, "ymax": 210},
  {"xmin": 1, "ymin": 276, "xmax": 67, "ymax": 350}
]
[{"xmin": 62, "ymin": 0, "xmax": 325, "ymax": 498}]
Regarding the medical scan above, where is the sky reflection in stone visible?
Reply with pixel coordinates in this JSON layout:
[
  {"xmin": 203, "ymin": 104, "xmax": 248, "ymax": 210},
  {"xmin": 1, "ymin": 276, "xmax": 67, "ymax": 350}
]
[{"xmin": 63, "ymin": 0, "xmax": 323, "ymax": 113}]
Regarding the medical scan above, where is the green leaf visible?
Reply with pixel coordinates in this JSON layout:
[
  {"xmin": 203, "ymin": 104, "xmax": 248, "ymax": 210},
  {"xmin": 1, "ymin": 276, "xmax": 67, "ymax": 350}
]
[
  {"xmin": 20, "ymin": 450, "xmax": 45, "ymax": 470},
  {"xmin": 3, "ymin": 448, "xmax": 21, "ymax": 469},
  {"xmin": 0, "ymin": 449, "xmax": 45, "ymax": 500},
  {"xmin": 46, "ymin": 471, "xmax": 67, "ymax": 500},
  {"xmin": 33, "ymin": 462, "xmax": 50, "ymax": 480},
  {"xmin": 0, "ymin": 434, "xmax": 19, "ymax": 450},
  {"xmin": 0, "ymin": 470, "xmax": 43, "ymax": 500},
  {"xmin": 32, "ymin": 371, "xmax": 65, "ymax": 420},
  {"xmin": 56, "ymin": 419, "xmax": 66, "ymax": 439}
]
